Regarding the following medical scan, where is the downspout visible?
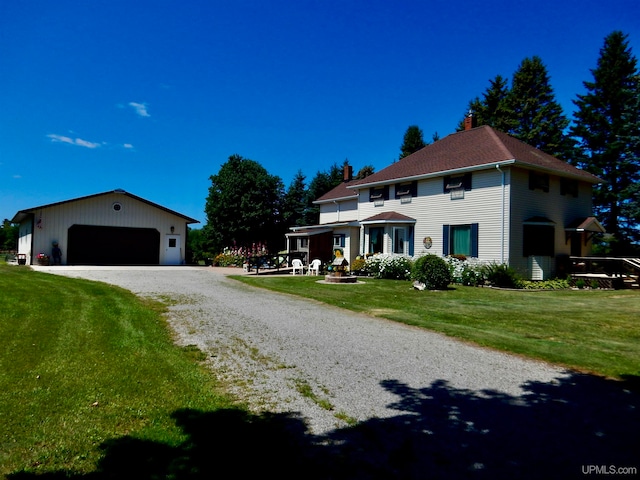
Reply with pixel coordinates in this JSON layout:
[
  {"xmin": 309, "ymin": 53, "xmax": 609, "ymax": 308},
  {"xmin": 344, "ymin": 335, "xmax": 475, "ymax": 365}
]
[
  {"xmin": 333, "ymin": 201, "xmax": 340, "ymax": 222},
  {"xmin": 496, "ymin": 164, "xmax": 505, "ymax": 264}
]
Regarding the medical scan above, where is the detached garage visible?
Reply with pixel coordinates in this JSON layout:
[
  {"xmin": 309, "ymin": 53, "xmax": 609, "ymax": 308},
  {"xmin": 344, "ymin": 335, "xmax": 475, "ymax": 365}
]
[{"xmin": 12, "ymin": 189, "xmax": 199, "ymax": 266}]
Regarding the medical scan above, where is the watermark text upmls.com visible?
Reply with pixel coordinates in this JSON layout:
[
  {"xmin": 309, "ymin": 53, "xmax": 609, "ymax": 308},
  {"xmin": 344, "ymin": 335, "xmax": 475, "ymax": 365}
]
[{"xmin": 582, "ymin": 465, "xmax": 638, "ymax": 476}]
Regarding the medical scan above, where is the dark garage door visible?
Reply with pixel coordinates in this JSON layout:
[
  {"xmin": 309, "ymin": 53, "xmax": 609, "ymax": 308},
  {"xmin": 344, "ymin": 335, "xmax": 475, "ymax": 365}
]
[{"xmin": 67, "ymin": 225, "xmax": 160, "ymax": 265}]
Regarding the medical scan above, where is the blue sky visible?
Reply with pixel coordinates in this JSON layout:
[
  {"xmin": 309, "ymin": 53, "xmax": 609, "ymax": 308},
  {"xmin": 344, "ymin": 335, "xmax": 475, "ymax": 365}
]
[{"xmin": 1, "ymin": 1, "xmax": 639, "ymax": 225}]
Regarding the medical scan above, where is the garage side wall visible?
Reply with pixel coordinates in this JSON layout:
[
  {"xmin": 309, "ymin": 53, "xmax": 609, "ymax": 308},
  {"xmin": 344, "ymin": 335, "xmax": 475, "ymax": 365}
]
[{"xmin": 29, "ymin": 193, "xmax": 189, "ymax": 265}]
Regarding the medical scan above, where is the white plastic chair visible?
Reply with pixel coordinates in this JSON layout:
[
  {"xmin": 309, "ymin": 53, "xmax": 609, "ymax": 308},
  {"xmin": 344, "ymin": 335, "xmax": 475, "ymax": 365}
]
[
  {"xmin": 291, "ymin": 259, "xmax": 304, "ymax": 275},
  {"xmin": 307, "ymin": 259, "xmax": 322, "ymax": 276}
]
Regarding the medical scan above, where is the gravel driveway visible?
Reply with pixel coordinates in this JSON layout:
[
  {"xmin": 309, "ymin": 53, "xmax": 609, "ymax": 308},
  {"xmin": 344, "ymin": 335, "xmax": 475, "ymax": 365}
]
[{"xmin": 35, "ymin": 265, "xmax": 638, "ymax": 478}]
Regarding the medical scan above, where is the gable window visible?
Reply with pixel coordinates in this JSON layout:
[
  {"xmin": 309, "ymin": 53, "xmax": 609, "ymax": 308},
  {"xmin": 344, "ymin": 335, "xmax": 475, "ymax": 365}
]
[
  {"xmin": 529, "ymin": 171, "xmax": 550, "ymax": 192},
  {"xmin": 395, "ymin": 181, "xmax": 418, "ymax": 201},
  {"xmin": 560, "ymin": 178, "xmax": 578, "ymax": 197},
  {"xmin": 333, "ymin": 234, "xmax": 345, "ymax": 248},
  {"xmin": 369, "ymin": 185, "xmax": 389, "ymax": 203},
  {"xmin": 443, "ymin": 173, "xmax": 472, "ymax": 194},
  {"xmin": 443, "ymin": 223, "xmax": 479, "ymax": 257}
]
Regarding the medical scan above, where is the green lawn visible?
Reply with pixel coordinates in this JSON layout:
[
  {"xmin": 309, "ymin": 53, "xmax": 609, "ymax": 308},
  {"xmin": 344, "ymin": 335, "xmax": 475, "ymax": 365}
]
[
  {"xmin": 0, "ymin": 265, "xmax": 235, "ymax": 476},
  {"xmin": 232, "ymin": 275, "xmax": 640, "ymax": 380}
]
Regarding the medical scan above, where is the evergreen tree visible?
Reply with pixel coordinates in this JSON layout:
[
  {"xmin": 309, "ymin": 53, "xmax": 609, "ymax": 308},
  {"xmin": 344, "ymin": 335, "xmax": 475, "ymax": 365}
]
[
  {"xmin": 282, "ymin": 170, "xmax": 307, "ymax": 227},
  {"xmin": 459, "ymin": 75, "xmax": 512, "ymax": 131},
  {"xmin": 302, "ymin": 162, "xmax": 345, "ymax": 225},
  {"xmin": 506, "ymin": 56, "xmax": 573, "ymax": 160},
  {"xmin": 204, "ymin": 154, "xmax": 284, "ymax": 254},
  {"xmin": 571, "ymin": 31, "xmax": 640, "ymax": 250},
  {"xmin": 355, "ymin": 165, "xmax": 375, "ymax": 179},
  {"xmin": 399, "ymin": 125, "xmax": 426, "ymax": 159}
]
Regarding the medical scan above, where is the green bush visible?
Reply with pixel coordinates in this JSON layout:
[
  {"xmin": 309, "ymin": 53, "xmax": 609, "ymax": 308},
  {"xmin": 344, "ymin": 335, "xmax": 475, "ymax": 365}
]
[
  {"xmin": 350, "ymin": 258, "xmax": 366, "ymax": 275},
  {"xmin": 411, "ymin": 254, "xmax": 452, "ymax": 290},
  {"xmin": 481, "ymin": 262, "xmax": 523, "ymax": 289},
  {"xmin": 520, "ymin": 278, "xmax": 571, "ymax": 290}
]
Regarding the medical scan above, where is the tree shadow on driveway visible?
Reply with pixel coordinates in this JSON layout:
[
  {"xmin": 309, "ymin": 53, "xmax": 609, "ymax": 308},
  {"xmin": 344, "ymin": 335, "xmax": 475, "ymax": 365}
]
[{"xmin": 9, "ymin": 372, "xmax": 639, "ymax": 479}]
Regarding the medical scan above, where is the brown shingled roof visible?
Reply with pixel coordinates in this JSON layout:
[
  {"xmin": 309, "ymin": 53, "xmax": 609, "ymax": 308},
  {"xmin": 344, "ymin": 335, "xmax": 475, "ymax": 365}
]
[
  {"xmin": 314, "ymin": 180, "xmax": 360, "ymax": 203},
  {"xmin": 361, "ymin": 211, "xmax": 416, "ymax": 223},
  {"xmin": 349, "ymin": 125, "xmax": 601, "ymax": 187}
]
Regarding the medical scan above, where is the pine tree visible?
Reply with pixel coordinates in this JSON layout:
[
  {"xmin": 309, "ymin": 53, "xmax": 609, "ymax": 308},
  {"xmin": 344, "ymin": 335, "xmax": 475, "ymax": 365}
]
[
  {"xmin": 459, "ymin": 75, "xmax": 512, "ymax": 131},
  {"xmin": 303, "ymin": 162, "xmax": 345, "ymax": 225},
  {"xmin": 399, "ymin": 125, "xmax": 426, "ymax": 159},
  {"xmin": 506, "ymin": 56, "xmax": 573, "ymax": 160},
  {"xmin": 571, "ymin": 31, "xmax": 640, "ymax": 250},
  {"xmin": 282, "ymin": 170, "xmax": 307, "ymax": 227}
]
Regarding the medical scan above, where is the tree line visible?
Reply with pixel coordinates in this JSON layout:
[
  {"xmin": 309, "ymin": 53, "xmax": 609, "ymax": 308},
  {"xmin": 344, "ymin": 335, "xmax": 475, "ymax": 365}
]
[
  {"xmin": 457, "ymin": 31, "xmax": 639, "ymax": 253},
  {"xmin": 194, "ymin": 31, "xmax": 639, "ymax": 261}
]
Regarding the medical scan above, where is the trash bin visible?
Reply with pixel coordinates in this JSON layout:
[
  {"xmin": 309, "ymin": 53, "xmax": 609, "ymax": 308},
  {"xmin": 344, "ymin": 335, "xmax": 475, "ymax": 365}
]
[{"xmin": 17, "ymin": 254, "xmax": 26, "ymax": 265}]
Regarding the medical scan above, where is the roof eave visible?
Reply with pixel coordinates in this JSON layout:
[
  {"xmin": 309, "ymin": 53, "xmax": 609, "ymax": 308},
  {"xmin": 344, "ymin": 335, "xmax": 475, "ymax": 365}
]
[
  {"xmin": 313, "ymin": 194, "xmax": 359, "ymax": 205},
  {"xmin": 347, "ymin": 160, "xmax": 517, "ymax": 189}
]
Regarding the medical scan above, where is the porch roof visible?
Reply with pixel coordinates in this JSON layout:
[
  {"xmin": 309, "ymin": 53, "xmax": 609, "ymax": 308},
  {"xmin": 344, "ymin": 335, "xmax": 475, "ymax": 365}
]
[
  {"xmin": 565, "ymin": 216, "xmax": 606, "ymax": 233},
  {"xmin": 360, "ymin": 211, "xmax": 416, "ymax": 224}
]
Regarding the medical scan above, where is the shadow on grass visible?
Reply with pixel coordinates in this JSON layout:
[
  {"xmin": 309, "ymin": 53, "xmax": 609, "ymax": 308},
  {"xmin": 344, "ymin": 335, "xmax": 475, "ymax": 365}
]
[{"xmin": 9, "ymin": 372, "xmax": 639, "ymax": 479}]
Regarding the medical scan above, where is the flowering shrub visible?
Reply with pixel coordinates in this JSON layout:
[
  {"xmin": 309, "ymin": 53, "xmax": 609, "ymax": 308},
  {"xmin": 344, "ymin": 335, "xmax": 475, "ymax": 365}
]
[
  {"xmin": 212, "ymin": 242, "xmax": 269, "ymax": 267},
  {"xmin": 363, "ymin": 254, "xmax": 413, "ymax": 280},
  {"xmin": 444, "ymin": 256, "xmax": 486, "ymax": 286}
]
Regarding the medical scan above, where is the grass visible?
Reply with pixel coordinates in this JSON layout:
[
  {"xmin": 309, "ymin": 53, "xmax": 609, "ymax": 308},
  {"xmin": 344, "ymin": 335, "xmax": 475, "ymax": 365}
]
[
  {"xmin": 0, "ymin": 264, "xmax": 235, "ymax": 476},
  {"xmin": 231, "ymin": 275, "xmax": 640, "ymax": 380},
  {"xmin": 1, "ymin": 264, "xmax": 638, "ymax": 477}
]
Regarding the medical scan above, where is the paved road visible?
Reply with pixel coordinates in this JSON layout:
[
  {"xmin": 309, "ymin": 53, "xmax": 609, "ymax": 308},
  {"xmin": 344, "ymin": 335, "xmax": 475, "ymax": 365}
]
[{"xmin": 34, "ymin": 265, "xmax": 638, "ymax": 478}]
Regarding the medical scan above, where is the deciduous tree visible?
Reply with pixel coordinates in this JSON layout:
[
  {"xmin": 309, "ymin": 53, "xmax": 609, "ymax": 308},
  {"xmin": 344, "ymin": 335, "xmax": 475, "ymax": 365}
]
[{"xmin": 204, "ymin": 154, "xmax": 284, "ymax": 254}]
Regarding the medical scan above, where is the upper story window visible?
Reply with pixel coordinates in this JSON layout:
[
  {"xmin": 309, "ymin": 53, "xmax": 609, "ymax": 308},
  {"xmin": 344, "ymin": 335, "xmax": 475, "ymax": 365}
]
[
  {"xmin": 529, "ymin": 171, "xmax": 550, "ymax": 192},
  {"xmin": 369, "ymin": 185, "xmax": 389, "ymax": 203},
  {"xmin": 560, "ymin": 178, "xmax": 578, "ymax": 197},
  {"xmin": 443, "ymin": 173, "xmax": 472, "ymax": 194},
  {"xmin": 395, "ymin": 181, "xmax": 418, "ymax": 200}
]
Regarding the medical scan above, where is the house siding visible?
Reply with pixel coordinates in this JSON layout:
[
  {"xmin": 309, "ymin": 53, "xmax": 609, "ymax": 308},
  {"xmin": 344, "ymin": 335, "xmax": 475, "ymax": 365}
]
[
  {"xmin": 509, "ymin": 167, "xmax": 594, "ymax": 277},
  {"xmin": 319, "ymin": 198, "xmax": 358, "ymax": 224},
  {"xmin": 357, "ymin": 169, "xmax": 508, "ymax": 262}
]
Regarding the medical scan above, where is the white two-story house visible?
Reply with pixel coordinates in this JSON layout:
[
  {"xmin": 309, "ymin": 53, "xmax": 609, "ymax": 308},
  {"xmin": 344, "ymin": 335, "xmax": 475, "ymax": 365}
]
[{"xmin": 287, "ymin": 124, "xmax": 603, "ymax": 280}]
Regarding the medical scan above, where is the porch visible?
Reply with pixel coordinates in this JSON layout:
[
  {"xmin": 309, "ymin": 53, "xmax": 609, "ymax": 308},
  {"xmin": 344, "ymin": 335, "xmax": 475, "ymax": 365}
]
[{"xmin": 569, "ymin": 256, "xmax": 640, "ymax": 289}]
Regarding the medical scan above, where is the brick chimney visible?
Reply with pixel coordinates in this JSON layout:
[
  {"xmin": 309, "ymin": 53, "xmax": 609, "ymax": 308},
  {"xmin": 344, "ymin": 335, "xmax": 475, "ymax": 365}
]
[
  {"xmin": 343, "ymin": 164, "xmax": 353, "ymax": 182},
  {"xmin": 464, "ymin": 111, "xmax": 475, "ymax": 131}
]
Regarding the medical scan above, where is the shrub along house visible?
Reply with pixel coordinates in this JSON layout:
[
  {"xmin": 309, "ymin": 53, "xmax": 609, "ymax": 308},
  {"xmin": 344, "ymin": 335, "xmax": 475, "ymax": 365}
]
[
  {"xmin": 11, "ymin": 189, "xmax": 199, "ymax": 266},
  {"xmin": 287, "ymin": 123, "xmax": 604, "ymax": 280}
]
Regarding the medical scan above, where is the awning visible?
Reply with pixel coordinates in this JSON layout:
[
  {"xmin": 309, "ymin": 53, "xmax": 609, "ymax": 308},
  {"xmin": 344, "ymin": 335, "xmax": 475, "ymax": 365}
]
[
  {"xmin": 565, "ymin": 216, "xmax": 606, "ymax": 233},
  {"xmin": 285, "ymin": 228, "xmax": 333, "ymax": 238},
  {"xmin": 523, "ymin": 216, "xmax": 555, "ymax": 226}
]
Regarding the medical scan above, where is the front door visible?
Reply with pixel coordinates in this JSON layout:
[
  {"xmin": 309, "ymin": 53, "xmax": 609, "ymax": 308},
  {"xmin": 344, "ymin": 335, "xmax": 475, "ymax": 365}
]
[
  {"xmin": 165, "ymin": 235, "xmax": 181, "ymax": 265},
  {"xmin": 571, "ymin": 232, "xmax": 582, "ymax": 257}
]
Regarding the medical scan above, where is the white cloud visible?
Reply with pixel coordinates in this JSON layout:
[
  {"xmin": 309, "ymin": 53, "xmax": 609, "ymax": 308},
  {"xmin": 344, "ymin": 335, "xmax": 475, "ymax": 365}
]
[
  {"xmin": 128, "ymin": 102, "xmax": 150, "ymax": 117},
  {"xmin": 123, "ymin": 143, "xmax": 134, "ymax": 149},
  {"xmin": 47, "ymin": 134, "xmax": 100, "ymax": 149}
]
